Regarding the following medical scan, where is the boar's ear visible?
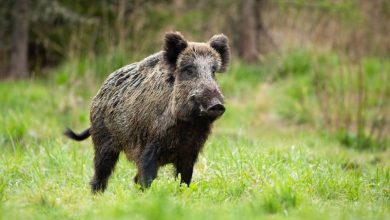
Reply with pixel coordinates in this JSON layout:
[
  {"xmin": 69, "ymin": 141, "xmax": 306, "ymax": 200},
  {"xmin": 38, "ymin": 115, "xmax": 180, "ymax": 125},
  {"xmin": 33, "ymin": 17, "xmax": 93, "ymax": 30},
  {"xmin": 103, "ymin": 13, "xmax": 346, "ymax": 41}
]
[
  {"xmin": 209, "ymin": 34, "xmax": 230, "ymax": 73},
  {"xmin": 163, "ymin": 31, "xmax": 188, "ymax": 68}
]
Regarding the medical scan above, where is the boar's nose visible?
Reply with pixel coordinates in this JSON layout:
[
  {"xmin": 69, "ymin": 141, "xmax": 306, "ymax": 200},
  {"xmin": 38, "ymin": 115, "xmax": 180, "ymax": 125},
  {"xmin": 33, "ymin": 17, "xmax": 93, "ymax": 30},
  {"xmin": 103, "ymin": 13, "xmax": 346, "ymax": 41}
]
[{"xmin": 206, "ymin": 103, "xmax": 225, "ymax": 118}]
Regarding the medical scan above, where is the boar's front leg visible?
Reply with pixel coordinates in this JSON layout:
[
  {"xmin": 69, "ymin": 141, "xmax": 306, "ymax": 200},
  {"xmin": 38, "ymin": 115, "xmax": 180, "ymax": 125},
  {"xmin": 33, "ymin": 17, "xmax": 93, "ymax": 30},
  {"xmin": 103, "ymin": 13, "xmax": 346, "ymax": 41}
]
[
  {"xmin": 136, "ymin": 144, "xmax": 159, "ymax": 189},
  {"xmin": 175, "ymin": 157, "xmax": 196, "ymax": 186}
]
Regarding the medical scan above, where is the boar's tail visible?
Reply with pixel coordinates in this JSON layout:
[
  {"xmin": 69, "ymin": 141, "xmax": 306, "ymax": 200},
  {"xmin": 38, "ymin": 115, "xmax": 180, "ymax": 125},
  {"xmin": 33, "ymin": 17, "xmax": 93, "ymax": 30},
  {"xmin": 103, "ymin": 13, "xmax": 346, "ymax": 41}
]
[{"xmin": 64, "ymin": 127, "xmax": 90, "ymax": 141}]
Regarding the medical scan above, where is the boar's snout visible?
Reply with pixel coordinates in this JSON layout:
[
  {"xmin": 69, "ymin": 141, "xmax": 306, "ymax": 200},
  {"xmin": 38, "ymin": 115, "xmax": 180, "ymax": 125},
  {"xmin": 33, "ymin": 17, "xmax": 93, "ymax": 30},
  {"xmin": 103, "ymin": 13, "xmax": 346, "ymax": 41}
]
[
  {"xmin": 202, "ymin": 99, "xmax": 225, "ymax": 118},
  {"xmin": 191, "ymin": 94, "xmax": 225, "ymax": 119}
]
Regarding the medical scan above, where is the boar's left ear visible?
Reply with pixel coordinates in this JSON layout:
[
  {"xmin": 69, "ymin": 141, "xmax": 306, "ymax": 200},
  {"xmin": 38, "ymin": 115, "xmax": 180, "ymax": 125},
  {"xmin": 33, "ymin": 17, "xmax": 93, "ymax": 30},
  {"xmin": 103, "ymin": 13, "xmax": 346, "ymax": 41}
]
[
  {"xmin": 209, "ymin": 34, "xmax": 230, "ymax": 73},
  {"xmin": 163, "ymin": 31, "xmax": 188, "ymax": 68}
]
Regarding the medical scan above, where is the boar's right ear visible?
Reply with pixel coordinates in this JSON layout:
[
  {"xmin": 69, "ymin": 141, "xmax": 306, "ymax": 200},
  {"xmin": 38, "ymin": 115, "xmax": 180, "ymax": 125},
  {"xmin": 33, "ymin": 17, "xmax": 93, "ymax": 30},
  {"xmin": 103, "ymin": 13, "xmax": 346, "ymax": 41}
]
[{"xmin": 163, "ymin": 32, "xmax": 188, "ymax": 68}]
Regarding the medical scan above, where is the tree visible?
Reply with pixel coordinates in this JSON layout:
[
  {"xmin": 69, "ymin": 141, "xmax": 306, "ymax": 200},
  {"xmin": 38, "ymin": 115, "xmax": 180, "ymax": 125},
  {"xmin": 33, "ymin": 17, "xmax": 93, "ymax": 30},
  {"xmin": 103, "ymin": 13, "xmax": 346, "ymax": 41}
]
[
  {"xmin": 238, "ymin": 0, "xmax": 258, "ymax": 63},
  {"xmin": 9, "ymin": 0, "xmax": 30, "ymax": 78},
  {"xmin": 237, "ymin": 0, "xmax": 275, "ymax": 63}
]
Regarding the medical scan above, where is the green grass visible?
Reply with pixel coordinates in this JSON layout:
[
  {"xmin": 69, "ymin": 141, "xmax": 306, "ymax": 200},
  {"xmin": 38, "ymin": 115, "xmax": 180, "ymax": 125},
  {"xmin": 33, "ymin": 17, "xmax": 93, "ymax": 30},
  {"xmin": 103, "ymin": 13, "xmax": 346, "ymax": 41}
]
[{"xmin": 0, "ymin": 53, "xmax": 389, "ymax": 220}]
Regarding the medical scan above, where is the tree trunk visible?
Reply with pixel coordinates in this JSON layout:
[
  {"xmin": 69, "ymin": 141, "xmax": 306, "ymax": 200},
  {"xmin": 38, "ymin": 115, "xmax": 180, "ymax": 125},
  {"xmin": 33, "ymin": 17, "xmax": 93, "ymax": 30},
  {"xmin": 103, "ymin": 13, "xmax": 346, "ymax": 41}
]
[
  {"xmin": 9, "ymin": 0, "xmax": 29, "ymax": 79},
  {"xmin": 255, "ymin": 0, "xmax": 276, "ymax": 55},
  {"xmin": 237, "ymin": 0, "xmax": 275, "ymax": 63},
  {"xmin": 238, "ymin": 0, "xmax": 259, "ymax": 63},
  {"xmin": 116, "ymin": 0, "xmax": 126, "ymax": 50}
]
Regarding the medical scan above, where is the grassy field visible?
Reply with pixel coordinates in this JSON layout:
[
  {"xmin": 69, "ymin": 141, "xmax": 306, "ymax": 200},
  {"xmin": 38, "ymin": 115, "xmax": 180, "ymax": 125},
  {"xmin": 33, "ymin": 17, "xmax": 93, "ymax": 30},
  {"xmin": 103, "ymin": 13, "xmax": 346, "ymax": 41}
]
[{"xmin": 0, "ymin": 51, "xmax": 389, "ymax": 220}]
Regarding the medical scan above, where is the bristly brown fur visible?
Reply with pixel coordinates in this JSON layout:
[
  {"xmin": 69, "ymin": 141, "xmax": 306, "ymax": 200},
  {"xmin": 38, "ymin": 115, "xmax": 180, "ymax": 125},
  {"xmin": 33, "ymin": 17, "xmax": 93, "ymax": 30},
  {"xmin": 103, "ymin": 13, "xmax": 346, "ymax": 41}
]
[{"xmin": 65, "ymin": 32, "xmax": 230, "ymax": 193}]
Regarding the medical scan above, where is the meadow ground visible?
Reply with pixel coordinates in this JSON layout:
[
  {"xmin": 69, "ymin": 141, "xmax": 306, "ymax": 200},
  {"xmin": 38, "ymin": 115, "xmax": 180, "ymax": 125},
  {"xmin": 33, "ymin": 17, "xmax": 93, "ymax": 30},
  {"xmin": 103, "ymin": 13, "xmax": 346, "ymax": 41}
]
[{"xmin": 0, "ymin": 54, "xmax": 389, "ymax": 220}]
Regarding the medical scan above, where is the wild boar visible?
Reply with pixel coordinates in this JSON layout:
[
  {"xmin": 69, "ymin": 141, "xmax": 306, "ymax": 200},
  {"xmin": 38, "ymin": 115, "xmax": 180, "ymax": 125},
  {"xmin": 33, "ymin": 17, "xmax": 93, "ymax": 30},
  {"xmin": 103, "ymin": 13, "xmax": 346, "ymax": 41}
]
[{"xmin": 65, "ymin": 32, "xmax": 230, "ymax": 193}]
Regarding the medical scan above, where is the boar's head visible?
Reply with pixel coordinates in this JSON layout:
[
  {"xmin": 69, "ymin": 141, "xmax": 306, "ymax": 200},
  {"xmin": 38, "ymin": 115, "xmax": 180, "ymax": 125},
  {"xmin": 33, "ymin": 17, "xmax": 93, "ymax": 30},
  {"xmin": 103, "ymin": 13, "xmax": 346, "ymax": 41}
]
[{"xmin": 164, "ymin": 32, "xmax": 230, "ymax": 122}]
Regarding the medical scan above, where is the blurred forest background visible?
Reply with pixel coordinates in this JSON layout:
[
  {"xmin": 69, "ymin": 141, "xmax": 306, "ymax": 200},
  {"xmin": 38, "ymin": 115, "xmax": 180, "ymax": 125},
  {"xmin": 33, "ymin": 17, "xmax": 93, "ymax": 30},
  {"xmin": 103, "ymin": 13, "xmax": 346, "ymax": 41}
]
[
  {"xmin": 1, "ymin": 1, "xmax": 390, "ymax": 219},
  {"xmin": 1, "ymin": 0, "xmax": 388, "ymax": 149},
  {"xmin": 1, "ymin": 0, "xmax": 389, "ymax": 76}
]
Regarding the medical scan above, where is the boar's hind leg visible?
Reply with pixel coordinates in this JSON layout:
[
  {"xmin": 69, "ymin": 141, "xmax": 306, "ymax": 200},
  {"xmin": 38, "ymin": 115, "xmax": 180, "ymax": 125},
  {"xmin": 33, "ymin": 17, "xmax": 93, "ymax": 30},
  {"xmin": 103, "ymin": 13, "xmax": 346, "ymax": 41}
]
[
  {"xmin": 90, "ymin": 131, "xmax": 120, "ymax": 193},
  {"xmin": 136, "ymin": 144, "xmax": 159, "ymax": 189}
]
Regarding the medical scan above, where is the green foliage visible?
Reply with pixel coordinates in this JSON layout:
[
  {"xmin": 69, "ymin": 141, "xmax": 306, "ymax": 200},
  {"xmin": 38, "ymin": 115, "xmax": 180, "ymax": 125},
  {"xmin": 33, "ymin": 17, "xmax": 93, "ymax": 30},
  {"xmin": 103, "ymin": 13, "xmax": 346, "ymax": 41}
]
[
  {"xmin": 219, "ymin": 62, "xmax": 265, "ymax": 97},
  {"xmin": 275, "ymin": 0, "xmax": 363, "ymax": 25},
  {"xmin": 1, "ymin": 0, "xmax": 389, "ymax": 218},
  {"xmin": 337, "ymin": 130, "xmax": 385, "ymax": 151},
  {"xmin": 0, "ymin": 59, "xmax": 389, "ymax": 219},
  {"xmin": 276, "ymin": 49, "xmax": 314, "ymax": 78},
  {"xmin": 271, "ymin": 49, "xmax": 389, "ymax": 150},
  {"xmin": 260, "ymin": 186, "xmax": 298, "ymax": 214},
  {"xmin": 54, "ymin": 51, "xmax": 133, "ymax": 86}
]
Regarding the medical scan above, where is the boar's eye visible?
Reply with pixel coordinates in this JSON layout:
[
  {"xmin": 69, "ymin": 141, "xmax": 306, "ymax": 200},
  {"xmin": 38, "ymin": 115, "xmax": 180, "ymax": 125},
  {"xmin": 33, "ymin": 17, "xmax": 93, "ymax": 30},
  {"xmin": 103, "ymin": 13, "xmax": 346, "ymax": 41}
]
[
  {"xmin": 211, "ymin": 66, "xmax": 217, "ymax": 77},
  {"xmin": 183, "ymin": 66, "xmax": 196, "ymax": 77}
]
